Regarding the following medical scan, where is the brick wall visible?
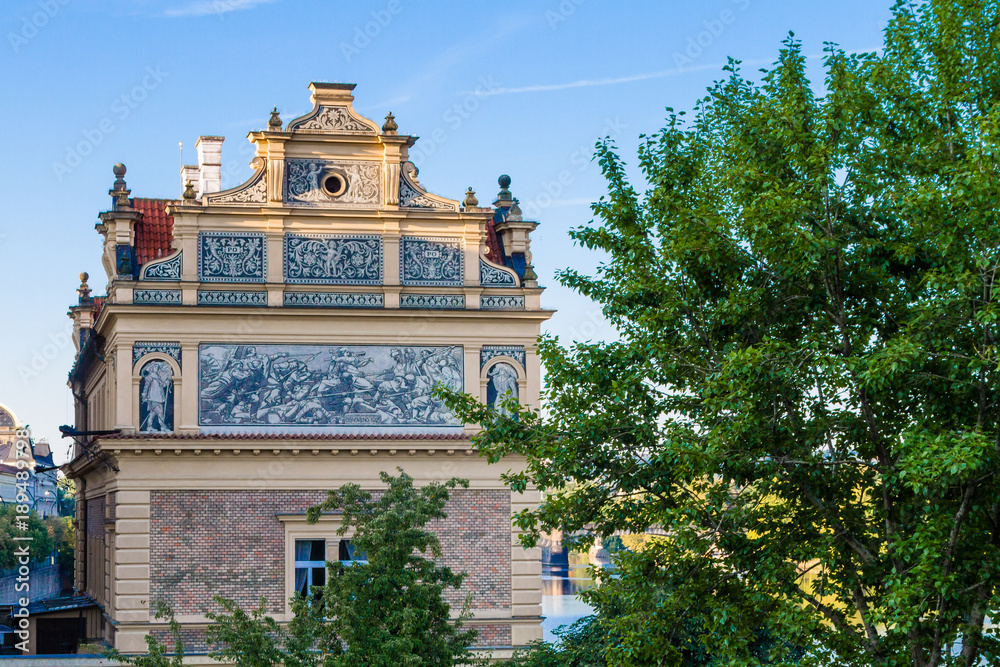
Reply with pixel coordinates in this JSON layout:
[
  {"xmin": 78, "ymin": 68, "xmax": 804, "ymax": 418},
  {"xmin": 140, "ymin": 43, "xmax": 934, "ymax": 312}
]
[
  {"xmin": 85, "ymin": 496, "xmax": 105, "ymax": 604},
  {"xmin": 86, "ymin": 496, "xmax": 104, "ymax": 538},
  {"xmin": 471, "ymin": 623, "xmax": 512, "ymax": 648},
  {"xmin": 149, "ymin": 489, "xmax": 511, "ymax": 616}
]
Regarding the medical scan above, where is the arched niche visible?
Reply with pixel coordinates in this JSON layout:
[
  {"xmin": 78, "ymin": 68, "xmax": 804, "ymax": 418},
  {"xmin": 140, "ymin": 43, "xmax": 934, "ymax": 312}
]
[
  {"xmin": 132, "ymin": 354, "xmax": 181, "ymax": 433},
  {"xmin": 480, "ymin": 356, "xmax": 526, "ymax": 416}
]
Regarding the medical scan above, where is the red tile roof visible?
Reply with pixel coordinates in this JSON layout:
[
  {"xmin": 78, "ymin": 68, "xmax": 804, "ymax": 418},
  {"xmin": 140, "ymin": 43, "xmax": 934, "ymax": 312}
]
[
  {"xmin": 92, "ymin": 296, "xmax": 106, "ymax": 323},
  {"xmin": 132, "ymin": 198, "xmax": 175, "ymax": 265},
  {"xmin": 485, "ymin": 218, "xmax": 503, "ymax": 265}
]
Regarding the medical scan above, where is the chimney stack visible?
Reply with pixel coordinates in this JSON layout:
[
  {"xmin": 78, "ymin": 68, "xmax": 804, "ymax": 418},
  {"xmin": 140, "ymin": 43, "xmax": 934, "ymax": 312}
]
[
  {"xmin": 180, "ymin": 164, "xmax": 200, "ymax": 199},
  {"xmin": 196, "ymin": 136, "xmax": 224, "ymax": 196}
]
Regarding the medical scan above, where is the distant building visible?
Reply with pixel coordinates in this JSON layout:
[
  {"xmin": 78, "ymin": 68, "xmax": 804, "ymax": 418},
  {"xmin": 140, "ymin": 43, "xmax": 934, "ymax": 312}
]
[
  {"xmin": 0, "ymin": 404, "xmax": 58, "ymax": 518},
  {"xmin": 64, "ymin": 83, "xmax": 550, "ymax": 661}
]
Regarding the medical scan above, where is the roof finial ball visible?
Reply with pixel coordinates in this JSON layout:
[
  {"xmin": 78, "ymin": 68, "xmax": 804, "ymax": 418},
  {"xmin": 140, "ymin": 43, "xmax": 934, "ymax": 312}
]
[
  {"xmin": 268, "ymin": 107, "xmax": 282, "ymax": 131},
  {"xmin": 77, "ymin": 272, "xmax": 92, "ymax": 302},
  {"xmin": 382, "ymin": 112, "xmax": 398, "ymax": 135},
  {"xmin": 494, "ymin": 174, "xmax": 513, "ymax": 207},
  {"xmin": 112, "ymin": 162, "xmax": 131, "ymax": 210},
  {"xmin": 112, "ymin": 163, "xmax": 127, "ymax": 190}
]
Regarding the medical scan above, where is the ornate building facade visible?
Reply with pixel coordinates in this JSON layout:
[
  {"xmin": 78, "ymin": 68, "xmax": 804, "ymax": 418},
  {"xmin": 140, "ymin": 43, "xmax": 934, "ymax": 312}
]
[
  {"xmin": 64, "ymin": 82, "xmax": 550, "ymax": 660},
  {"xmin": 0, "ymin": 404, "xmax": 58, "ymax": 519}
]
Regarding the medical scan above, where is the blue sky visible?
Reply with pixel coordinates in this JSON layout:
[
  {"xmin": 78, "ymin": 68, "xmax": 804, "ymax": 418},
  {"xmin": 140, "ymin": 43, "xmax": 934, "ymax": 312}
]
[{"xmin": 0, "ymin": 0, "xmax": 893, "ymax": 461}]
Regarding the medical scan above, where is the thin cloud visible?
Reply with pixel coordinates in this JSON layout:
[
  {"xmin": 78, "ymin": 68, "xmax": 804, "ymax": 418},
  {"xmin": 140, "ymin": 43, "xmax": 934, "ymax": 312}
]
[
  {"xmin": 164, "ymin": 0, "xmax": 277, "ymax": 17},
  {"xmin": 460, "ymin": 50, "xmax": 875, "ymax": 98},
  {"xmin": 464, "ymin": 60, "xmax": 773, "ymax": 97}
]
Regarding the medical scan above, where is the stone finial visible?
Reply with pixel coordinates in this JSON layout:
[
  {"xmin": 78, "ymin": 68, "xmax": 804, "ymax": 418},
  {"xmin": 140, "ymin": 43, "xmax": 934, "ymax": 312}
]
[
  {"xmin": 382, "ymin": 112, "xmax": 398, "ymax": 135},
  {"xmin": 183, "ymin": 180, "xmax": 197, "ymax": 200},
  {"xmin": 113, "ymin": 163, "xmax": 126, "ymax": 189},
  {"xmin": 463, "ymin": 187, "xmax": 478, "ymax": 208},
  {"xmin": 77, "ymin": 272, "xmax": 92, "ymax": 302},
  {"xmin": 494, "ymin": 174, "xmax": 513, "ymax": 207},
  {"xmin": 111, "ymin": 163, "xmax": 131, "ymax": 210},
  {"xmin": 523, "ymin": 263, "xmax": 538, "ymax": 287},
  {"xmin": 508, "ymin": 198, "xmax": 523, "ymax": 221},
  {"xmin": 268, "ymin": 107, "xmax": 282, "ymax": 130}
]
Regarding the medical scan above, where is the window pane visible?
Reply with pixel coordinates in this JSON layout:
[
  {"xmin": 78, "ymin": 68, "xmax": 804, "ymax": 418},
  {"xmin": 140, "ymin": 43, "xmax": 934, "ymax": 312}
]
[
  {"xmin": 309, "ymin": 539, "xmax": 326, "ymax": 561},
  {"xmin": 313, "ymin": 566, "xmax": 326, "ymax": 587},
  {"xmin": 295, "ymin": 567, "xmax": 308, "ymax": 597}
]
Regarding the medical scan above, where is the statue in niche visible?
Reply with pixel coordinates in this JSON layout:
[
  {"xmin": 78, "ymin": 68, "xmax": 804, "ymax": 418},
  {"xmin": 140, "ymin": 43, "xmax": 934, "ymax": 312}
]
[
  {"xmin": 140, "ymin": 360, "xmax": 174, "ymax": 433},
  {"xmin": 487, "ymin": 363, "xmax": 519, "ymax": 417}
]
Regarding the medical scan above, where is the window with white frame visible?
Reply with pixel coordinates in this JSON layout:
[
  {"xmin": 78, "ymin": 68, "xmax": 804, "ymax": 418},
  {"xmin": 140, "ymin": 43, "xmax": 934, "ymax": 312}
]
[{"xmin": 294, "ymin": 539, "xmax": 327, "ymax": 598}]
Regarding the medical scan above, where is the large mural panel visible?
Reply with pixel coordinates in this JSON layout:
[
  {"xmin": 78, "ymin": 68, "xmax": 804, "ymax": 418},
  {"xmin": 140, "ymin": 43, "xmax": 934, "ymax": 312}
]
[{"xmin": 199, "ymin": 344, "xmax": 464, "ymax": 427}]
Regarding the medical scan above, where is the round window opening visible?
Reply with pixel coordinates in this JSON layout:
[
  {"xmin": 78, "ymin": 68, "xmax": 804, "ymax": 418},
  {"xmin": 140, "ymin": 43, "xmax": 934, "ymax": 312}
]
[{"xmin": 322, "ymin": 173, "xmax": 348, "ymax": 198}]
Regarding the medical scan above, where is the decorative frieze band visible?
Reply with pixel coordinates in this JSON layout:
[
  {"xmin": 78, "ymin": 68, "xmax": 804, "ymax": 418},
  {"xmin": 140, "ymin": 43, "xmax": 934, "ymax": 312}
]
[
  {"xmin": 133, "ymin": 342, "xmax": 182, "ymax": 368},
  {"xmin": 134, "ymin": 289, "xmax": 182, "ymax": 305},
  {"xmin": 283, "ymin": 292, "xmax": 384, "ymax": 308},
  {"xmin": 197, "ymin": 290, "xmax": 268, "ymax": 306},
  {"xmin": 480, "ymin": 295, "xmax": 525, "ymax": 310},
  {"xmin": 400, "ymin": 294, "xmax": 465, "ymax": 310},
  {"xmin": 480, "ymin": 345, "xmax": 526, "ymax": 370}
]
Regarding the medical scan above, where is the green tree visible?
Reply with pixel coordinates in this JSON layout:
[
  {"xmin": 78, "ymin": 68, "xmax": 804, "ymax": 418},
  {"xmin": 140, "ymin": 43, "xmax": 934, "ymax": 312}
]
[
  {"xmin": 0, "ymin": 505, "xmax": 53, "ymax": 568},
  {"xmin": 46, "ymin": 515, "xmax": 74, "ymax": 568},
  {"xmin": 306, "ymin": 469, "xmax": 480, "ymax": 667},
  {"xmin": 446, "ymin": 1, "xmax": 1000, "ymax": 665},
  {"xmin": 205, "ymin": 594, "xmax": 334, "ymax": 667}
]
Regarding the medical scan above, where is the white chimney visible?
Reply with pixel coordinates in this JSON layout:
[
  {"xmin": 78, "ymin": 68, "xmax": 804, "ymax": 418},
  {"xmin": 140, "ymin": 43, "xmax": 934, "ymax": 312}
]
[
  {"xmin": 196, "ymin": 136, "xmax": 224, "ymax": 196},
  {"xmin": 180, "ymin": 164, "xmax": 200, "ymax": 198}
]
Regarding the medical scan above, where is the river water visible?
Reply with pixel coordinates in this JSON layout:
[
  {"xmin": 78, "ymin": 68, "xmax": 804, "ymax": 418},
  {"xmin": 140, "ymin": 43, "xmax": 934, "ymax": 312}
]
[{"xmin": 540, "ymin": 547, "xmax": 596, "ymax": 643}]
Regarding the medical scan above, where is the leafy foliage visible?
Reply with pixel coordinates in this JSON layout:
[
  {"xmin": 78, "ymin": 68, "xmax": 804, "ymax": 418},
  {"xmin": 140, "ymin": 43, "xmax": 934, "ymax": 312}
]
[
  {"xmin": 45, "ymin": 515, "xmax": 74, "ymax": 571},
  {"xmin": 106, "ymin": 603, "xmax": 185, "ymax": 667},
  {"xmin": 306, "ymin": 469, "xmax": 482, "ymax": 667},
  {"xmin": 0, "ymin": 505, "xmax": 53, "ymax": 568},
  {"xmin": 206, "ymin": 595, "xmax": 334, "ymax": 667},
  {"xmin": 446, "ymin": 1, "xmax": 1000, "ymax": 665}
]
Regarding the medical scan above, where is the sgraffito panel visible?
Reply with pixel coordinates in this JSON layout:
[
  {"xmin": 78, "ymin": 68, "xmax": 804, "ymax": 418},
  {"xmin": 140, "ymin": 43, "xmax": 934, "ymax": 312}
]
[
  {"xmin": 284, "ymin": 234, "xmax": 382, "ymax": 285},
  {"xmin": 199, "ymin": 344, "xmax": 464, "ymax": 427},
  {"xmin": 400, "ymin": 237, "xmax": 463, "ymax": 286},
  {"xmin": 198, "ymin": 232, "xmax": 266, "ymax": 282}
]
